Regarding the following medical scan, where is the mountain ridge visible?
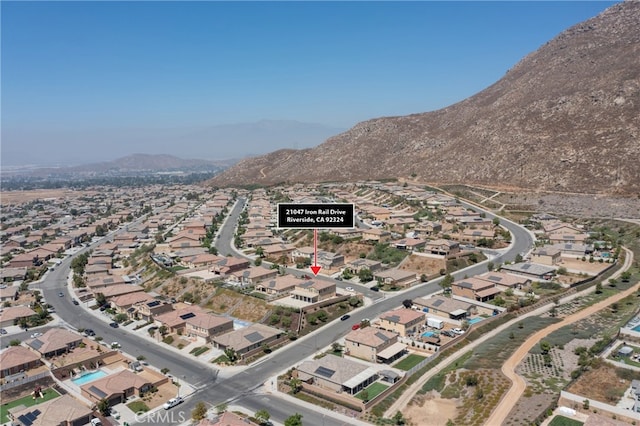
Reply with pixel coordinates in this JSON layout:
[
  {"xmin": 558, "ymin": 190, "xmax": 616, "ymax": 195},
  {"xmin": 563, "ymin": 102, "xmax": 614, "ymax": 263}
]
[{"xmin": 209, "ymin": 1, "xmax": 640, "ymax": 195}]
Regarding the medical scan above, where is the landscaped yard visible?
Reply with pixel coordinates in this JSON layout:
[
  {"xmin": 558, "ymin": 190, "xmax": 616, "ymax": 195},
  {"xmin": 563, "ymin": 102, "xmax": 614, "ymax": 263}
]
[
  {"xmin": 355, "ymin": 382, "xmax": 389, "ymax": 401},
  {"xmin": 393, "ymin": 354, "xmax": 426, "ymax": 371},
  {"xmin": 548, "ymin": 415, "xmax": 583, "ymax": 426},
  {"xmin": 127, "ymin": 400, "xmax": 150, "ymax": 413},
  {"xmin": 189, "ymin": 346, "xmax": 210, "ymax": 357},
  {"xmin": 0, "ymin": 388, "xmax": 60, "ymax": 424}
]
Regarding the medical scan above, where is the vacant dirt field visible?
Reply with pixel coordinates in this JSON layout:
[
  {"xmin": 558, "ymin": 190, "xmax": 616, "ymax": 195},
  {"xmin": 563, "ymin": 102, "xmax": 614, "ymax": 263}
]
[
  {"xmin": 568, "ymin": 363, "xmax": 636, "ymax": 405},
  {"xmin": 204, "ymin": 288, "xmax": 271, "ymax": 322},
  {"xmin": 399, "ymin": 253, "xmax": 445, "ymax": 276},
  {"xmin": 405, "ymin": 392, "xmax": 457, "ymax": 426},
  {"xmin": 1, "ymin": 189, "xmax": 97, "ymax": 205},
  {"xmin": 559, "ymin": 257, "xmax": 614, "ymax": 275}
]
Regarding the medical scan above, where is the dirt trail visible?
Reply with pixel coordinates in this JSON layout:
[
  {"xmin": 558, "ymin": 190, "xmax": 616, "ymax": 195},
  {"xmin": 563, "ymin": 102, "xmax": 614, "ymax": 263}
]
[{"xmin": 486, "ymin": 247, "xmax": 635, "ymax": 425}]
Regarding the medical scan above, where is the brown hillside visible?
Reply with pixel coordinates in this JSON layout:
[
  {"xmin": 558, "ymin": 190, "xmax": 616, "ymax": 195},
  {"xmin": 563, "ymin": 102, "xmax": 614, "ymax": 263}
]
[{"xmin": 210, "ymin": 2, "xmax": 640, "ymax": 195}]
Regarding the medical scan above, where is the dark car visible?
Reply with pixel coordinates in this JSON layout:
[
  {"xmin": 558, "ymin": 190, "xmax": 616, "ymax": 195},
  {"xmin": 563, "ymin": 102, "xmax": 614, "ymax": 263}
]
[
  {"xmin": 99, "ymin": 305, "xmax": 108, "ymax": 311},
  {"xmin": 441, "ymin": 330, "xmax": 454, "ymax": 338},
  {"xmin": 72, "ymin": 299, "xmax": 79, "ymax": 305},
  {"xmin": 340, "ymin": 314, "xmax": 350, "ymax": 321},
  {"xmin": 84, "ymin": 329, "xmax": 95, "ymax": 336},
  {"xmin": 109, "ymin": 322, "xmax": 119, "ymax": 328},
  {"xmin": 370, "ymin": 286, "xmax": 380, "ymax": 292}
]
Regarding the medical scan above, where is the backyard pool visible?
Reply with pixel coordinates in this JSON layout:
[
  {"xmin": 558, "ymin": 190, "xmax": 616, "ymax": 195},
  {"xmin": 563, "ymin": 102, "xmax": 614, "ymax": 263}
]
[
  {"xmin": 71, "ymin": 370, "xmax": 107, "ymax": 385},
  {"xmin": 633, "ymin": 324, "xmax": 640, "ymax": 333},
  {"xmin": 422, "ymin": 331, "xmax": 435, "ymax": 338},
  {"xmin": 468, "ymin": 317, "xmax": 484, "ymax": 325}
]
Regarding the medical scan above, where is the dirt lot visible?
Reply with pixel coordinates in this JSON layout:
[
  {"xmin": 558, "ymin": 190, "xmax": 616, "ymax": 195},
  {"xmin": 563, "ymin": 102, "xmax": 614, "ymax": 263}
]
[
  {"xmin": 1, "ymin": 189, "xmax": 97, "ymax": 205},
  {"xmin": 559, "ymin": 257, "xmax": 613, "ymax": 275},
  {"xmin": 204, "ymin": 288, "xmax": 271, "ymax": 322},
  {"xmin": 399, "ymin": 253, "xmax": 445, "ymax": 276},
  {"xmin": 568, "ymin": 363, "xmax": 637, "ymax": 405},
  {"xmin": 405, "ymin": 392, "xmax": 457, "ymax": 426}
]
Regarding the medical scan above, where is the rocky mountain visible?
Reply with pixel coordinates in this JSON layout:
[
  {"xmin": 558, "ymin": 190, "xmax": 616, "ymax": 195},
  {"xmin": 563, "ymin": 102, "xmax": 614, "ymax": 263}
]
[{"xmin": 210, "ymin": 1, "xmax": 640, "ymax": 195}]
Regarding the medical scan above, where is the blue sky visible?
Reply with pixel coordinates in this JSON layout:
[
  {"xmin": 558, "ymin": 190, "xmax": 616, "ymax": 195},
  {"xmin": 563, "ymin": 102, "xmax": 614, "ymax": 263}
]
[{"xmin": 2, "ymin": 1, "xmax": 616, "ymax": 165}]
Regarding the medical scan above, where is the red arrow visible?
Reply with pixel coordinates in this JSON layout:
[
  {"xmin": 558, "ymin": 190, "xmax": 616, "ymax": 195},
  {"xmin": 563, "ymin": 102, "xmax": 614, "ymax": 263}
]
[{"xmin": 310, "ymin": 228, "xmax": 321, "ymax": 276}]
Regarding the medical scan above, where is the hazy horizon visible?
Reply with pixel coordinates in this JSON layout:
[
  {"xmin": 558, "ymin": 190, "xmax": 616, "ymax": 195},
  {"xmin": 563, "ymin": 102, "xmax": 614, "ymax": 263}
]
[{"xmin": 2, "ymin": 1, "xmax": 615, "ymax": 167}]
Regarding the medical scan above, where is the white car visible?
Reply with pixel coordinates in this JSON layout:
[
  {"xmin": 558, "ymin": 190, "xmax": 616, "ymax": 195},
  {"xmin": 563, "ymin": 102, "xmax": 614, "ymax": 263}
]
[
  {"xmin": 110, "ymin": 342, "xmax": 121, "ymax": 349},
  {"xmin": 90, "ymin": 419, "xmax": 102, "ymax": 426},
  {"xmin": 30, "ymin": 332, "xmax": 43, "ymax": 339},
  {"xmin": 163, "ymin": 397, "xmax": 184, "ymax": 410},
  {"xmin": 451, "ymin": 328, "xmax": 465, "ymax": 335},
  {"xmin": 345, "ymin": 287, "xmax": 354, "ymax": 292}
]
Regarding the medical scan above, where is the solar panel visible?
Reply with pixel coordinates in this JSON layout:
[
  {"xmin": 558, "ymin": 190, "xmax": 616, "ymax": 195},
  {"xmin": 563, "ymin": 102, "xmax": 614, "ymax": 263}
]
[
  {"xmin": 386, "ymin": 315, "xmax": 400, "ymax": 322},
  {"xmin": 244, "ymin": 331, "xmax": 264, "ymax": 343},
  {"xmin": 433, "ymin": 299, "xmax": 444, "ymax": 307},
  {"xmin": 179, "ymin": 312, "xmax": 196, "ymax": 320},
  {"xmin": 147, "ymin": 301, "xmax": 160, "ymax": 307},
  {"xmin": 522, "ymin": 264, "xmax": 531, "ymax": 270},
  {"xmin": 314, "ymin": 366, "xmax": 335, "ymax": 378},
  {"xmin": 375, "ymin": 332, "xmax": 390, "ymax": 342},
  {"xmin": 30, "ymin": 339, "xmax": 44, "ymax": 350},
  {"xmin": 88, "ymin": 385, "xmax": 107, "ymax": 398},
  {"xmin": 488, "ymin": 275, "xmax": 501, "ymax": 281}
]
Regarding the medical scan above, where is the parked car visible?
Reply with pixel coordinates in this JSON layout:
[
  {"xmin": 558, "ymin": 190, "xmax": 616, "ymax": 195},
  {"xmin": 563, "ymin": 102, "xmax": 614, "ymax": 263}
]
[
  {"xmin": 72, "ymin": 299, "xmax": 79, "ymax": 305},
  {"xmin": 58, "ymin": 292, "xmax": 64, "ymax": 297},
  {"xmin": 30, "ymin": 332, "xmax": 43, "ymax": 339},
  {"xmin": 340, "ymin": 314, "xmax": 350, "ymax": 321},
  {"xmin": 0, "ymin": 328, "xmax": 7, "ymax": 335},
  {"xmin": 345, "ymin": 287, "xmax": 354, "ymax": 292},
  {"xmin": 110, "ymin": 342, "xmax": 121, "ymax": 349},
  {"xmin": 441, "ymin": 330, "xmax": 454, "ymax": 338},
  {"xmin": 90, "ymin": 419, "xmax": 102, "ymax": 426},
  {"xmin": 84, "ymin": 329, "xmax": 95, "ymax": 336},
  {"xmin": 109, "ymin": 408, "xmax": 120, "ymax": 419},
  {"xmin": 351, "ymin": 323, "xmax": 360, "ymax": 330},
  {"xmin": 451, "ymin": 328, "xmax": 465, "ymax": 335},
  {"xmin": 99, "ymin": 305, "xmax": 109, "ymax": 311},
  {"xmin": 163, "ymin": 397, "xmax": 184, "ymax": 410},
  {"xmin": 370, "ymin": 286, "xmax": 380, "ymax": 292},
  {"xmin": 109, "ymin": 322, "xmax": 119, "ymax": 328}
]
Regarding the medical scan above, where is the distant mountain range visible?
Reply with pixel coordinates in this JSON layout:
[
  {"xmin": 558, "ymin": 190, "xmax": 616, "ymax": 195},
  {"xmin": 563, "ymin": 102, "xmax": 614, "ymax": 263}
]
[
  {"xmin": 210, "ymin": 2, "xmax": 640, "ymax": 195},
  {"xmin": 2, "ymin": 120, "xmax": 346, "ymax": 168}
]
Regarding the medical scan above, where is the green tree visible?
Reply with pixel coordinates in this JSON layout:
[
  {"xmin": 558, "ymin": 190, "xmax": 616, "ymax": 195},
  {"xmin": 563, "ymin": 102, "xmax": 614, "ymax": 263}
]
[
  {"xmin": 114, "ymin": 313, "xmax": 128, "ymax": 323},
  {"xmin": 540, "ymin": 340, "xmax": 551, "ymax": 354},
  {"xmin": 393, "ymin": 411, "xmax": 406, "ymax": 425},
  {"xmin": 192, "ymin": 402, "xmax": 208, "ymax": 421},
  {"xmin": 595, "ymin": 282, "xmax": 603, "ymax": 294},
  {"xmin": 224, "ymin": 348, "xmax": 238, "ymax": 362},
  {"xmin": 97, "ymin": 398, "xmax": 110, "ymax": 416},
  {"xmin": 440, "ymin": 273, "xmax": 454, "ymax": 290},
  {"xmin": 284, "ymin": 413, "xmax": 303, "ymax": 426},
  {"xmin": 289, "ymin": 377, "xmax": 302, "ymax": 394},
  {"xmin": 360, "ymin": 389, "xmax": 370, "ymax": 402},
  {"xmin": 255, "ymin": 409, "xmax": 271, "ymax": 425},
  {"xmin": 358, "ymin": 268, "xmax": 374, "ymax": 283},
  {"xmin": 487, "ymin": 261, "xmax": 495, "ymax": 271},
  {"xmin": 493, "ymin": 217, "xmax": 500, "ymax": 226},
  {"xmin": 514, "ymin": 253, "xmax": 523, "ymax": 263},
  {"xmin": 254, "ymin": 258, "xmax": 262, "ymax": 267},
  {"xmin": 255, "ymin": 247, "xmax": 265, "ymax": 258}
]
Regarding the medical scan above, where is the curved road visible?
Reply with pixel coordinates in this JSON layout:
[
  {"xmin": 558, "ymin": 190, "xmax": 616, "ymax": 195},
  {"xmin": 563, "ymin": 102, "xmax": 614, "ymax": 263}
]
[{"xmin": 21, "ymin": 195, "xmax": 534, "ymax": 426}]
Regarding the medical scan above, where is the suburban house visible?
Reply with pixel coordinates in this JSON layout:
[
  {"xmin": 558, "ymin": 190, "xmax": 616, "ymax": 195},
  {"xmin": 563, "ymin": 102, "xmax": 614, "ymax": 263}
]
[
  {"xmin": 296, "ymin": 355, "xmax": 379, "ymax": 395},
  {"xmin": 25, "ymin": 328, "xmax": 83, "ymax": 358},
  {"xmin": 212, "ymin": 323, "xmax": 283, "ymax": 358},
  {"xmin": 425, "ymin": 239, "xmax": 460, "ymax": 257},
  {"xmin": 181, "ymin": 253, "xmax": 223, "ymax": 268},
  {"xmin": 500, "ymin": 263, "xmax": 556, "ymax": 280},
  {"xmin": 452, "ymin": 278, "xmax": 501, "ymax": 302},
  {"xmin": 457, "ymin": 216, "xmax": 494, "ymax": 229},
  {"xmin": 81, "ymin": 369, "xmax": 168, "ymax": 407},
  {"xmin": 378, "ymin": 308, "xmax": 425, "ymax": 337},
  {"xmin": 330, "ymin": 228, "xmax": 363, "ymax": 240},
  {"xmin": 361, "ymin": 228, "xmax": 391, "ymax": 244},
  {"xmin": 531, "ymin": 247, "xmax": 562, "ymax": 265},
  {"xmin": 262, "ymin": 243, "xmax": 297, "ymax": 259},
  {"xmin": 1, "ymin": 267, "xmax": 28, "ymax": 283},
  {"xmin": 344, "ymin": 327, "xmax": 405, "ymax": 363},
  {"xmin": 477, "ymin": 271, "xmax": 531, "ymax": 290},
  {"xmin": 197, "ymin": 412, "xmax": 259, "ymax": 426},
  {"xmin": 229, "ymin": 266, "xmax": 278, "ymax": 286},
  {"xmin": 184, "ymin": 313, "xmax": 234, "ymax": 343},
  {"xmin": 133, "ymin": 299, "xmax": 175, "ymax": 322},
  {"xmin": 461, "ymin": 229, "xmax": 495, "ymax": 243},
  {"xmin": 8, "ymin": 394, "xmax": 93, "ymax": 426},
  {"xmin": 290, "ymin": 247, "xmax": 344, "ymax": 269},
  {"xmin": 392, "ymin": 238, "xmax": 426, "ymax": 252},
  {"xmin": 154, "ymin": 305, "xmax": 209, "ymax": 335},
  {"xmin": 412, "ymin": 296, "xmax": 477, "ymax": 320},
  {"xmin": 414, "ymin": 221, "xmax": 442, "ymax": 236},
  {"xmin": 0, "ymin": 284, "xmax": 20, "ymax": 302},
  {"xmin": 551, "ymin": 243, "xmax": 593, "ymax": 257},
  {"xmin": 0, "ymin": 345, "xmax": 43, "ymax": 378},
  {"xmin": 111, "ymin": 292, "xmax": 157, "ymax": 316},
  {"xmin": 0, "ymin": 306, "xmax": 38, "ymax": 328},
  {"xmin": 374, "ymin": 269, "xmax": 417, "ymax": 289},
  {"xmin": 210, "ymin": 257, "xmax": 251, "ymax": 275},
  {"xmin": 345, "ymin": 258, "xmax": 382, "ymax": 274},
  {"xmin": 547, "ymin": 232, "xmax": 589, "ymax": 244},
  {"xmin": 255, "ymin": 275, "xmax": 300, "ymax": 297},
  {"xmin": 291, "ymin": 280, "xmax": 336, "ymax": 303}
]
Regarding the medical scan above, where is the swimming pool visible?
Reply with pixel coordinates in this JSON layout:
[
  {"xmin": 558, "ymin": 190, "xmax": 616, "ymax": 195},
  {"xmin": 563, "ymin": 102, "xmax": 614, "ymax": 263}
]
[
  {"xmin": 632, "ymin": 324, "xmax": 640, "ymax": 333},
  {"xmin": 72, "ymin": 370, "xmax": 107, "ymax": 385},
  {"xmin": 422, "ymin": 331, "xmax": 435, "ymax": 338},
  {"xmin": 468, "ymin": 317, "xmax": 484, "ymax": 325}
]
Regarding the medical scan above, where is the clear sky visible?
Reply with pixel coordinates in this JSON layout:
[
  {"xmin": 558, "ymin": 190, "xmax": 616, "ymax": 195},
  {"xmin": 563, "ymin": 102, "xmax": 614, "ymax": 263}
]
[{"xmin": 1, "ymin": 1, "xmax": 616, "ymax": 166}]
